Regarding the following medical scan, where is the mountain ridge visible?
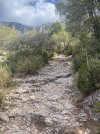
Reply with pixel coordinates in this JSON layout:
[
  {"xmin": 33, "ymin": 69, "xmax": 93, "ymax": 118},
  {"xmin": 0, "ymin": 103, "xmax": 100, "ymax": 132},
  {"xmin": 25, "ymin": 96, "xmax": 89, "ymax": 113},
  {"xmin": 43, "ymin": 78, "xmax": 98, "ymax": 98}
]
[{"xmin": 0, "ymin": 21, "xmax": 52, "ymax": 33}]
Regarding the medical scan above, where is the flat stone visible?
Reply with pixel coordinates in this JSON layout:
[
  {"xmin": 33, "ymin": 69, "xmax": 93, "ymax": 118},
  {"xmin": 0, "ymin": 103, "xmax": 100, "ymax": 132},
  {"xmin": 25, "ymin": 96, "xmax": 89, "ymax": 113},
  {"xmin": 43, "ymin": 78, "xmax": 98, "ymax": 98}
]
[
  {"xmin": 9, "ymin": 92, "xmax": 21, "ymax": 98},
  {"xmin": 47, "ymin": 94, "xmax": 62, "ymax": 101},
  {"xmin": 59, "ymin": 128, "xmax": 76, "ymax": 134},
  {"xmin": 84, "ymin": 128, "xmax": 91, "ymax": 134},
  {"xmin": 12, "ymin": 131, "xmax": 27, "ymax": 134},
  {"xmin": 11, "ymin": 124, "xmax": 19, "ymax": 131},
  {"xmin": 55, "ymin": 78, "xmax": 69, "ymax": 84},
  {"xmin": 9, "ymin": 108, "xmax": 23, "ymax": 118},
  {"xmin": 46, "ymin": 102, "xmax": 64, "ymax": 112},
  {"xmin": 0, "ymin": 112, "xmax": 9, "ymax": 122},
  {"xmin": 29, "ymin": 95, "xmax": 36, "ymax": 100},
  {"xmin": 61, "ymin": 110, "xmax": 71, "ymax": 115},
  {"xmin": 78, "ymin": 112, "xmax": 88, "ymax": 122},
  {"xmin": 33, "ymin": 109, "xmax": 50, "ymax": 117},
  {"xmin": 64, "ymin": 103, "xmax": 76, "ymax": 110},
  {"xmin": 90, "ymin": 112, "xmax": 100, "ymax": 122},
  {"xmin": 15, "ymin": 85, "xmax": 31, "ymax": 94},
  {"xmin": 44, "ymin": 117, "xmax": 53, "ymax": 126}
]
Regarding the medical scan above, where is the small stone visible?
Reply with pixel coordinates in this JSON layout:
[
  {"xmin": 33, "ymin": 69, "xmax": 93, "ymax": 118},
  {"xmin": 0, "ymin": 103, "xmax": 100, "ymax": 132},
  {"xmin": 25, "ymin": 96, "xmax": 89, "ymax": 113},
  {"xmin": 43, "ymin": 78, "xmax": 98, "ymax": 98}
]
[
  {"xmin": 29, "ymin": 95, "xmax": 36, "ymax": 100},
  {"xmin": 15, "ymin": 88, "xmax": 29, "ymax": 94},
  {"xmin": 64, "ymin": 128, "xmax": 76, "ymax": 134},
  {"xmin": 44, "ymin": 117, "xmax": 53, "ymax": 126},
  {"xmin": 47, "ymin": 94, "xmax": 62, "ymax": 101},
  {"xmin": 64, "ymin": 103, "xmax": 76, "ymax": 110},
  {"xmin": 77, "ymin": 129, "xmax": 83, "ymax": 134},
  {"xmin": 4, "ymin": 106, "xmax": 9, "ymax": 110},
  {"xmin": 90, "ymin": 112, "xmax": 100, "ymax": 122},
  {"xmin": 78, "ymin": 112, "xmax": 88, "ymax": 122},
  {"xmin": 12, "ymin": 124, "xmax": 19, "ymax": 130},
  {"xmin": 12, "ymin": 131, "xmax": 27, "ymax": 134},
  {"xmin": 9, "ymin": 108, "xmax": 23, "ymax": 118},
  {"xmin": 0, "ymin": 112, "xmax": 9, "ymax": 122},
  {"xmin": 84, "ymin": 128, "xmax": 91, "ymax": 134},
  {"xmin": 61, "ymin": 110, "xmax": 70, "ymax": 115}
]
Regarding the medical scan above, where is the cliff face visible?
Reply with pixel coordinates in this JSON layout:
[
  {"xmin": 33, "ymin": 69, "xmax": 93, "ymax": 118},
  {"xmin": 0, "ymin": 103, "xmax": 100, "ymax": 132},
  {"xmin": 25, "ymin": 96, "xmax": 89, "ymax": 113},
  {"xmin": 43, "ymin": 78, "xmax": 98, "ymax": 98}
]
[{"xmin": 0, "ymin": 22, "xmax": 52, "ymax": 33}]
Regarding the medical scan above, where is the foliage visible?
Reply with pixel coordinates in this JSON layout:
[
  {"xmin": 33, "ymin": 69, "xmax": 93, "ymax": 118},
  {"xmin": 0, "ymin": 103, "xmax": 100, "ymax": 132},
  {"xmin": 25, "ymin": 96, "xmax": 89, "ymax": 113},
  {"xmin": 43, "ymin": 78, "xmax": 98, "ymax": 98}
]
[
  {"xmin": 5, "ymin": 31, "xmax": 55, "ymax": 75},
  {"xmin": 15, "ymin": 55, "xmax": 44, "ymax": 74},
  {"xmin": 0, "ymin": 26, "xmax": 20, "ymax": 50},
  {"xmin": 0, "ymin": 66, "xmax": 11, "ymax": 87},
  {"xmin": 50, "ymin": 22, "xmax": 62, "ymax": 35},
  {"xmin": 56, "ymin": 0, "xmax": 100, "ymax": 38},
  {"xmin": 56, "ymin": 0, "xmax": 100, "ymax": 96},
  {"xmin": 77, "ymin": 59, "xmax": 100, "ymax": 95},
  {"xmin": 52, "ymin": 31, "xmax": 71, "ymax": 45},
  {"xmin": 0, "ymin": 66, "xmax": 11, "ymax": 105},
  {"xmin": 73, "ymin": 53, "xmax": 86, "ymax": 71},
  {"xmin": 92, "ymin": 102, "xmax": 100, "ymax": 113},
  {"xmin": 51, "ymin": 25, "xmax": 73, "ymax": 54}
]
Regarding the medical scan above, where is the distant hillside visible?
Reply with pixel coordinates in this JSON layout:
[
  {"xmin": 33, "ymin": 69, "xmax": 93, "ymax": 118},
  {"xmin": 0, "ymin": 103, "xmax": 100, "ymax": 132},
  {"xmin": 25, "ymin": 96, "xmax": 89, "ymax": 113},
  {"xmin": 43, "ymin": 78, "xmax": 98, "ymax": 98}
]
[
  {"xmin": 33, "ymin": 23, "xmax": 52, "ymax": 32},
  {"xmin": 0, "ymin": 22, "xmax": 52, "ymax": 33},
  {"xmin": 0, "ymin": 22, "xmax": 32, "ymax": 33}
]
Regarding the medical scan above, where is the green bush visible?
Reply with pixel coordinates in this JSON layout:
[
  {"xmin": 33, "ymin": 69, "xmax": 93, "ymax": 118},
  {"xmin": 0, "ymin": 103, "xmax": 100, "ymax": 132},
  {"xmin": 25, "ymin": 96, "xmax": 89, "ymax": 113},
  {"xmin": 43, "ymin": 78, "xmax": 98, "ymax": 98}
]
[
  {"xmin": 6, "ymin": 52, "xmax": 44, "ymax": 75},
  {"xmin": 73, "ymin": 53, "xmax": 86, "ymax": 71},
  {"xmin": 66, "ymin": 45, "xmax": 73, "ymax": 56},
  {"xmin": 5, "ymin": 48, "xmax": 54, "ymax": 75},
  {"xmin": 4, "ymin": 31, "xmax": 55, "ymax": 75},
  {"xmin": 77, "ymin": 64, "xmax": 91, "ymax": 95},
  {"xmin": 42, "ymin": 51, "xmax": 49, "ymax": 64},
  {"xmin": 92, "ymin": 102, "xmax": 100, "ymax": 113},
  {"xmin": 71, "ymin": 43, "xmax": 81, "ymax": 56},
  {"xmin": 42, "ymin": 50, "xmax": 54, "ymax": 64},
  {"xmin": 15, "ymin": 56, "xmax": 44, "ymax": 74},
  {"xmin": 77, "ymin": 59, "xmax": 100, "ymax": 95},
  {"xmin": 88, "ymin": 59, "xmax": 100, "ymax": 89},
  {"xmin": 55, "ymin": 44, "xmax": 64, "ymax": 54},
  {"xmin": 0, "ymin": 66, "xmax": 11, "ymax": 86},
  {"xmin": 0, "ymin": 66, "xmax": 11, "ymax": 105}
]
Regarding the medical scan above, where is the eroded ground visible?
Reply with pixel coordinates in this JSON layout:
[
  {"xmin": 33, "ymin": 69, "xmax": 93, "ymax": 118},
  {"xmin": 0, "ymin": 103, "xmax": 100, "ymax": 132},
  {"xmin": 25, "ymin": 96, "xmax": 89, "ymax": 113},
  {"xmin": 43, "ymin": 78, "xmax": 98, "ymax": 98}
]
[{"xmin": 0, "ymin": 55, "xmax": 100, "ymax": 134}]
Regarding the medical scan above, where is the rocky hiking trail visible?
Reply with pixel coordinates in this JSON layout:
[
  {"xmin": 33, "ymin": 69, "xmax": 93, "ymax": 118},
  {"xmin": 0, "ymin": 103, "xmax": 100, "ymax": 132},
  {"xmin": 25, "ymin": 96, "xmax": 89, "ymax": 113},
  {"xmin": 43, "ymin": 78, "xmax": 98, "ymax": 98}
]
[{"xmin": 0, "ymin": 55, "xmax": 100, "ymax": 134}]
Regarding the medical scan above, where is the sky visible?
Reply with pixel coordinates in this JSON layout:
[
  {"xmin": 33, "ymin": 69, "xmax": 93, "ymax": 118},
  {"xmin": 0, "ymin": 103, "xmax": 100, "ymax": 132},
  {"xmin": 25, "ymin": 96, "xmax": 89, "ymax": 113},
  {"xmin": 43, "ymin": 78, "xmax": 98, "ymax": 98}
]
[{"xmin": 0, "ymin": 0, "xmax": 59, "ymax": 26}]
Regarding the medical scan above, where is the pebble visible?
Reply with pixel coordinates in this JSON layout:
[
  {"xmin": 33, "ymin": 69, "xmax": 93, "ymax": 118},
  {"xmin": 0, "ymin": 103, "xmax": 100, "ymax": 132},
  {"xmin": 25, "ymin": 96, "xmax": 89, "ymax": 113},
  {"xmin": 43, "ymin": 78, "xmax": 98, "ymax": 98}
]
[{"xmin": 0, "ymin": 112, "xmax": 9, "ymax": 122}]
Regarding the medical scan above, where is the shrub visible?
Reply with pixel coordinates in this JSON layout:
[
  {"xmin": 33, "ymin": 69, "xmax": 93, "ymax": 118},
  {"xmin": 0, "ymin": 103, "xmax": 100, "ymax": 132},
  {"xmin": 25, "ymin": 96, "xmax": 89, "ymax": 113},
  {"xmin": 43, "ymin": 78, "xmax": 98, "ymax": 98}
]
[
  {"xmin": 0, "ymin": 89, "xmax": 4, "ymax": 105},
  {"xmin": 4, "ymin": 30, "xmax": 55, "ymax": 75},
  {"xmin": 5, "ymin": 47, "xmax": 54, "ymax": 75},
  {"xmin": 88, "ymin": 59, "xmax": 100, "ymax": 89},
  {"xmin": 73, "ymin": 53, "xmax": 86, "ymax": 71},
  {"xmin": 42, "ymin": 51, "xmax": 49, "ymax": 64},
  {"xmin": 6, "ymin": 51, "xmax": 44, "ymax": 75},
  {"xmin": 15, "ymin": 55, "xmax": 44, "ymax": 74},
  {"xmin": 0, "ymin": 66, "xmax": 11, "ymax": 87},
  {"xmin": 56, "ymin": 44, "xmax": 64, "ymax": 54},
  {"xmin": 77, "ymin": 64, "xmax": 91, "ymax": 95},
  {"xmin": 66, "ymin": 44, "xmax": 73, "ymax": 56},
  {"xmin": 92, "ymin": 102, "xmax": 100, "ymax": 113},
  {"xmin": 0, "ymin": 66, "xmax": 11, "ymax": 105},
  {"xmin": 71, "ymin": 43, "xmax": 81, "ymax": 56},
  {"xmin": 77, "ymin": 59, "xmax": 100, "ymax": 95}
]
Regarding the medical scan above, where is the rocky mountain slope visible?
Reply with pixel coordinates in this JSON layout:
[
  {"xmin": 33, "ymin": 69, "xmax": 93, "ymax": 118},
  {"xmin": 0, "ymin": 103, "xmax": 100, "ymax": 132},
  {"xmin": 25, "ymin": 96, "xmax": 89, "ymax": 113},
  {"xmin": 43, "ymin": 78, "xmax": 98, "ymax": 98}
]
[{"xmin": 0, "ymin": 22, "xmax": 52, "ymax": 33}]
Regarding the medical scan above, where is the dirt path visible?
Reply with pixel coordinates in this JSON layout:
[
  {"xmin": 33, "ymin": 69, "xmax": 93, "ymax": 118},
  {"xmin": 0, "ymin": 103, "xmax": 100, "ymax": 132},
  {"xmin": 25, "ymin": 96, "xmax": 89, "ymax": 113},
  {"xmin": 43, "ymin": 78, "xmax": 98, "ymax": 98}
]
[{"xmin": 0, "ymin": 55, "xmax": 99, "ymax": 134}]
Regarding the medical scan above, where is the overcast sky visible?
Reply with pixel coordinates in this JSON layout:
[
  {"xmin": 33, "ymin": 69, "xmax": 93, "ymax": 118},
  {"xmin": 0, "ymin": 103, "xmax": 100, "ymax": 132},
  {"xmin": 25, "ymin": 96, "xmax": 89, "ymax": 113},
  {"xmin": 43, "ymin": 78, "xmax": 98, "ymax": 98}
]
[{"xmin": 0, "ymin": 0, "xmax": 59, "ymax": 26}]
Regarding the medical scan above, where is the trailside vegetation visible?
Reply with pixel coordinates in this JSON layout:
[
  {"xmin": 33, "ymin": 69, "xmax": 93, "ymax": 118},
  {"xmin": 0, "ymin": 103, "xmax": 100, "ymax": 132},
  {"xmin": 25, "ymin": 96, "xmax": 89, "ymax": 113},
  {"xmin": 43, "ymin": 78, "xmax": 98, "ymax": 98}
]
[{"xmin": 56, "ymin": 0, "xmax": 100, "ymax": 95}]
